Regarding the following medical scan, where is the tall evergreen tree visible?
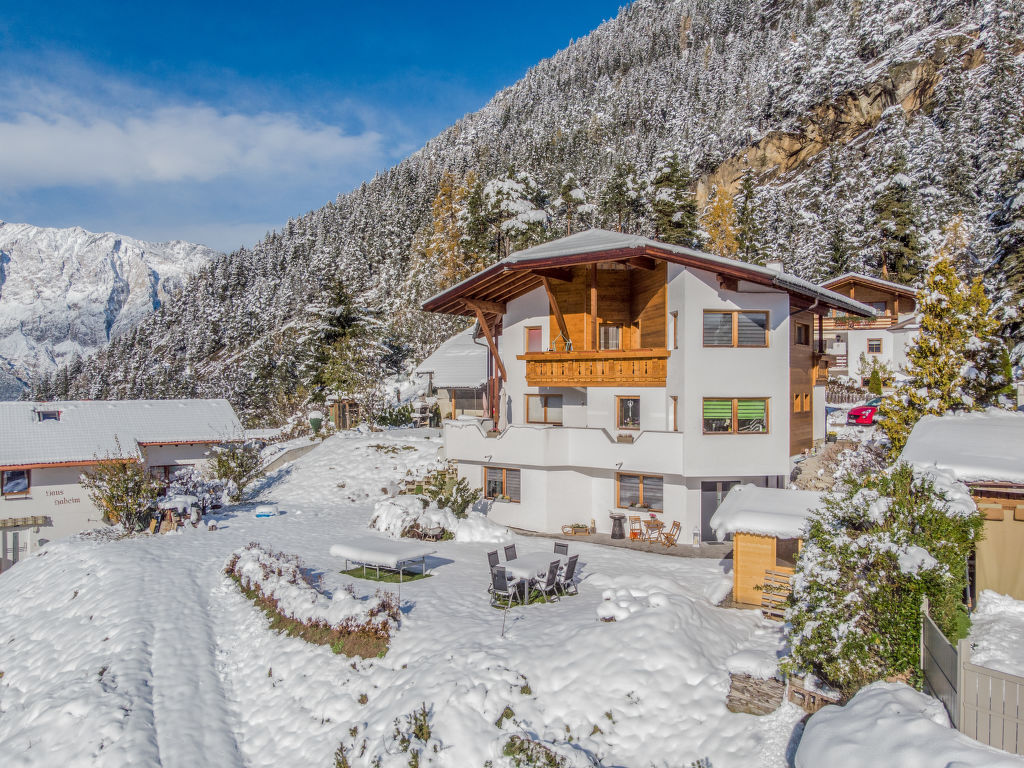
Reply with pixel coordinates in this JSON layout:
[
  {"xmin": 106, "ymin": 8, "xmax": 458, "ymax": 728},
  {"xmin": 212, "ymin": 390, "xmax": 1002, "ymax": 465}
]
[
  {"xmin": 734, "ymin": 169, "xmax": 763, "ymax": 263},
  {"xmin": 649, "ymin": 152, "xmax": 699, "ymax": 246},
  {"xmin": 701, "ymin": 186, "xmax": 739, "ymax": 259},
  {"xmin": 879, "ymin": 224, "xmax": 1012, "ymax": 456},
  {"xmin": 601, "ymin": 162, "xmax": 646, "ymax": 234}
]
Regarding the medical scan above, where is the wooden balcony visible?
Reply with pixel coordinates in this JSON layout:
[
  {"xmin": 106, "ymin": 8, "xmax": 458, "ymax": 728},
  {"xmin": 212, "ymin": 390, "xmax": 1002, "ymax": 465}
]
[{"xmin": 517, "ymin": 349, "xmax": 670, "ymax": 387}]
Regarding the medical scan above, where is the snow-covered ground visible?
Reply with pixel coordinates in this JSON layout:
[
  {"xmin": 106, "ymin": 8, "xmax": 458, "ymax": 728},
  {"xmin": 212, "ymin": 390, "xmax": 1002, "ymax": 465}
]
[
  {"xmin": 0, "ymin": 428, "xmax": 802, "ymax": 768},
  {"xmin": 969, "ymin": 591, "xmax": 1024, "ymax": 677},
  {"xmin": 796, "ymin": 682, "xmax": 1024, "ymax": 768}
]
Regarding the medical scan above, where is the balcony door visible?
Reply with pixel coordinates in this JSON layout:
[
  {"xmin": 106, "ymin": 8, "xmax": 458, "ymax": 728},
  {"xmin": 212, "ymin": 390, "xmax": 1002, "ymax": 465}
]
[{"xmin": 700, "ymin": 480, "xmax": 738, "ymax": 543}]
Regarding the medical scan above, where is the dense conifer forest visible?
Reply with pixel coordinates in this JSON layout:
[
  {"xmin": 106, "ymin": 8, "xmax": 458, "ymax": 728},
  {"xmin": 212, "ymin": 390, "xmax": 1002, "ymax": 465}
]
[{"xmin": 32, "ymin": 0, "xmax": 1024, "ymax": 425}]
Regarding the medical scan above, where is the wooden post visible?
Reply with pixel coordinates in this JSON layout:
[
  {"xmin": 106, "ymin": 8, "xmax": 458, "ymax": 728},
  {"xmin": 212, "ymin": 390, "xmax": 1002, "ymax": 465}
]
[
  {"xmin": 542, "ymin": 276, "xmax": 570, "ymax": 348},
  {"xmin": 590, "ymin": 263, "xmax": 598, "ymax": 350},
  {"xmin": 472, "ymin": 305, "xmax": 506, "ymax": 381}
]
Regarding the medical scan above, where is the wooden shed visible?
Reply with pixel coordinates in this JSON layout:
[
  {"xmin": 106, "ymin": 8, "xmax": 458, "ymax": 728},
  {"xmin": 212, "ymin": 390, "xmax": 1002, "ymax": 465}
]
[
  {"xmin": 710, "ymin": 485, "xmax": 823, "ymax": 612},
  {"xmin": 901, "ymin": 410, "xmax": 1024, "ymax": 602}
]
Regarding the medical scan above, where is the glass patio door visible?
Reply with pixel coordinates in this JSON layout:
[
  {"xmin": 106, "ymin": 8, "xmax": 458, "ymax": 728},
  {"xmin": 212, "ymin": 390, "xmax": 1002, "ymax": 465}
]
[{"xmin": 699, "ymin": 480, "xmax": 738, "ymax": 543}]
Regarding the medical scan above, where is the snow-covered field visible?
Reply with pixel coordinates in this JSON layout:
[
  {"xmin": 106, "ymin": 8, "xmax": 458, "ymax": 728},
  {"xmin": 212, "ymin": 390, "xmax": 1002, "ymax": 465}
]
[{"xmin": 0, "ymin": 428, "xmax": 802, "ymax": 767}]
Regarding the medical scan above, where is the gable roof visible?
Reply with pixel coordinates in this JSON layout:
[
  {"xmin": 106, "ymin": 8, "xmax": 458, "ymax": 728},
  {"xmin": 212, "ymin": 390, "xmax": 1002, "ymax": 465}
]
[
  {"xmin": 900, "ymin": 409, "xmax": 1024, "ymax": 486},
  {"xmin": 820, "ymin": 272, "xmax": 918, "ymax": 297},
  {"xmin": 0, "ymin": 399, "xmax": 243, "ymax": 469},
  {"xmin": 422, "ymin": 229, "xmax": 875, "ymax": 318},
  {"xmin": 415, "ymin": 326, "xmax": 488, "ymax": 389}
]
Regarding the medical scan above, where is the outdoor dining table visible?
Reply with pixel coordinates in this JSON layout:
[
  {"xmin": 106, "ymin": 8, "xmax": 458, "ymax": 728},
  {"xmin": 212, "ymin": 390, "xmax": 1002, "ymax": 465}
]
[
  {"xmin": 503, "ymin": 552, "xmax": 568, "ymax": 582},
  {"xmin": 643, "ymin": 519, "xmax": 665, "ymax": 543}
]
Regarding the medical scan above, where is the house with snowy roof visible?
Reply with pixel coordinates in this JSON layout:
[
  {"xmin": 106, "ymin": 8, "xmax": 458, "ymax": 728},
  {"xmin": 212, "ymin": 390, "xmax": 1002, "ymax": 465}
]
[
  {"xmin": 901, "ymin": 409, "xmax": 1024, "ymax": 602},
  {"xmin": 414, "ymin": 325, "xmax": 488, "ymax": 420},
  {"xmin": 817, "ymin": 272, "xmax": 918, "ymax": 383},
  {"xmin": 0, "ymin": 399, "xmax": 242, "ymax": 570},
  {"xmin": 421, "ymin": 228, "xmax": 873, "ymax": 539}
]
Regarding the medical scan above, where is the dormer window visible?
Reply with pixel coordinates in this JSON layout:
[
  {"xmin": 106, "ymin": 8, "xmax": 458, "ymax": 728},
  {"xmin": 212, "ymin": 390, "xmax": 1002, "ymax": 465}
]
[{"xmin": 35, "ymin": 410, "xmax": 61, "ymax": 422}]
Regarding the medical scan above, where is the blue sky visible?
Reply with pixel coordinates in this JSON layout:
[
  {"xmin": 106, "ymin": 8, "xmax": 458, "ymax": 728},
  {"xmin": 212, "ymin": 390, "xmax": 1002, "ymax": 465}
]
[{"xmin": 0, "ymin": 1, "xmax": 624, "ymax": 252}]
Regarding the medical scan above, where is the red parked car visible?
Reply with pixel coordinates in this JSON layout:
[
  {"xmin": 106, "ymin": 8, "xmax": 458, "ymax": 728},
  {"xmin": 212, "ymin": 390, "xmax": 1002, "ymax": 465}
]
[{"xmin": 847, "ymin": 397, "xmax": 884, "ymax": 425}]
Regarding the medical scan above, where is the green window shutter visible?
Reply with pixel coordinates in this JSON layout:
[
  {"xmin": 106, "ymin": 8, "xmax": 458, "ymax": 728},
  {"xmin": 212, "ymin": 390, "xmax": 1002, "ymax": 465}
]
[
  {"xmin": 702, "ymin": 400, "xmax": 733, "ymax": 419},
  {"xmin": 736, "ymin": 399, "xmax": 766, "ymax": 419}
]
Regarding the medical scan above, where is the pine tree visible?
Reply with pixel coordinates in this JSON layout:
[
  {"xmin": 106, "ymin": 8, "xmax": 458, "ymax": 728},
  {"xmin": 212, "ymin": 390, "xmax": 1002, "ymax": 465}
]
[
  {"xmin": 601, "ymin": 162, "xmax": 646, "ymax": 234},
  {"xmin": 878, "ymin": 223, "xmax": 1012, "ymax": 456},
  {"xmin": 649, "ymin": 152, "xmax": 699, "ymax": 245},
  {"xmin": 701, "ymin": 186, "xmax": 739, "ymax": 259},
  {"xmin": 734, "ymin": 169, "xmax": 763, "ymax": 263},
  {"xmin": 557, "ymin": 173, "xmax": 595, "ymax": 235},
  {"xmin": 425, "ymin": 172, "xmax": 474, "ymax": 288}
]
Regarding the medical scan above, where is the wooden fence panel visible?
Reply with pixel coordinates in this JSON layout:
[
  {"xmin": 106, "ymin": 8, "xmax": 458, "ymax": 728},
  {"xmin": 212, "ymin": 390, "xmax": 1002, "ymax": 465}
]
[
  {"xmin": 961, "ymin": 658, "xmax": 1024, "ymax": 755},
  {"xmin": 922, "ymin": 610, "xmax": 959, "ymax": 728}
]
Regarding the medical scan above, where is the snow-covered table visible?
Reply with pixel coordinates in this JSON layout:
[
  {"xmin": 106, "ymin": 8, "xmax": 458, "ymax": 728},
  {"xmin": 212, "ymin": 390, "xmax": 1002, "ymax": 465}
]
[
  {"xmin": 157, "ymin": 495, "xmax": 199, "ymax": 513},
  {"xmin": 330, "ymin": 534, "xmax": 436, "ymax": 581},
  {"xmin": 503, "ymin": 552, "xmax": 567, "ymax": 582}
]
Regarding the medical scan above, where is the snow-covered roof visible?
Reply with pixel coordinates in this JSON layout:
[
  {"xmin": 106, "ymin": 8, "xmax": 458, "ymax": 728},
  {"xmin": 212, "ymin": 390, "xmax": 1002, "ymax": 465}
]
[
  {"xmin": 415, "ymin": 327, "xmax": 487, "ymax": 389},
  {"xmin": 820, "ymin": 271, "xmax": 918, "ymax": 296},
  {"xmin": 710, "ymin": 484, "xmax": 824, "ymax": 540},
  {"xmin": 0, "ymin": 399, "xmax": 243, "ymax": 468},
  {"xmin": 423, "ymin": 228, "xmax": 876, "ymax": 318},
  {"xmin": 900, "ymin": 409, "xmax": 1024, "ymax": 486}
]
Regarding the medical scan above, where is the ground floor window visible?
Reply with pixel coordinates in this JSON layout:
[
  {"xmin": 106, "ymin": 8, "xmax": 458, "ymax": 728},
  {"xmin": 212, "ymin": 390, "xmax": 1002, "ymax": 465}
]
[
  {"xmin": 616, "ymin": 473, "xmax": 664, "ymax": 512},
  {"xmin": 484, "ymin": 466, "xmax": 521, "ymax": 502},
  {"xmin": 1, "ymin": 469, "xmax": 30, "ymax": 496}
]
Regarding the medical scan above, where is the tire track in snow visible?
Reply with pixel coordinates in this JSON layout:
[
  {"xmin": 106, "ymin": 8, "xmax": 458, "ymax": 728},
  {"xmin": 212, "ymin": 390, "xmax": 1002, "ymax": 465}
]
[{"xmin": 142, "ymin": 542, "xmax": 245, "ymax": 768}]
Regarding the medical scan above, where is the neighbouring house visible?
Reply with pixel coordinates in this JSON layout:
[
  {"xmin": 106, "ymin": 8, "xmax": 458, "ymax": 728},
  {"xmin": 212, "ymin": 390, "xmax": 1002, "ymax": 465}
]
[
  {"xmin": 901, "ymin": 409, "xmax": 1024, "ymax": 602},
  {"xmin": 414, "ymin": 325, "xmax": 489, "ymax": 419},
  {"xmin": 710, "ymin": 484, "xmax": 823, "ymax": 609},
  {"xmin": 0, "ymin": 399, "xmax": 243, "ymax": 570},
  {"xmin": 817, "ymin": 272, "xmax": 918, "ymax": 383},
  {"xmin": 420, "ymin": 229, "xmax": 873, "ymax": 538}
]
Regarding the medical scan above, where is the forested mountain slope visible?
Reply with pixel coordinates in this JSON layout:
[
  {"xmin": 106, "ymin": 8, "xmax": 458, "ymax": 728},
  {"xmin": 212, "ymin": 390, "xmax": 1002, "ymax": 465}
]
[
  {"xmin": 35, "ymin": 0, "xmax": 1024, "ymax": 425},
  {"xmin": 0, "ymin": 222, "xmax": 219, "ymax": 399}
]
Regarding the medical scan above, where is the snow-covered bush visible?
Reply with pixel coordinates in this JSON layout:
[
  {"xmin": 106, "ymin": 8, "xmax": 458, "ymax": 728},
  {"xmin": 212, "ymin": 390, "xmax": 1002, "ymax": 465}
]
[
  {"xmin": 369, "ymin": 496, "xmax": 510, "ymax": 543},
  {"xmin": 421, "ymin": 473, "xmax": 480, "ymax": 519},
  {"xmin": 210, "ymin": 441, "xmax": 264, "ymax": 503},
  {"xmin": 784, "ymin": 462, "xmax": 982, "ymax": 694},
  {"xmin": 80, "ymin": 456, "xmax": 162, "ymax": 532},
  {"xmin": 225, "ymin": 543, "xmax": 399, "ymax": 657},
  {"xmin": 166, "ymin": 465, "xmax": 226, "ymax": 510}
]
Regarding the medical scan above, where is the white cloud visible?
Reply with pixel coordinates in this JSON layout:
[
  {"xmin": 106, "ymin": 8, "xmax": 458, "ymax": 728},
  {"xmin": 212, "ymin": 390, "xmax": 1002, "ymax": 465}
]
[{"xmin": 0, "ymin": 102, "xmax": 384, "ymax": 191}]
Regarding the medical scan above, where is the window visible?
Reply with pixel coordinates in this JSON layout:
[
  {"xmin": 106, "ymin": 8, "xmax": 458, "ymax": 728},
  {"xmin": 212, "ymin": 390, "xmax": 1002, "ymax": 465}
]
[
  {"xmin": 599, "ymin": 323, "xmax": 622, "ymax": 350},
  {"xmin": 703, "ymin": 311, "xmax": 768, "ymax": 347},
  {"xmin": 525, "ymin": 326, "xmax": 543, "ymax": 353},
  {"xmin": 795, "ymin": 323, "xmax": 810, "ymax": 346},
  {"xmin": 702, "ymin": 398, "xmax": 769, "ymax": 434},
  {"xmin": 867, "ymin": 338, "xmax": 882, "ymax": 354},
  {"xmin": 1, "ymin": 469, "xmax": 30, "ymax": 496},
  {"xmin": 670, "ymin": 395, "xmax": 678, "ymax": 432},
  {"xmin": 617, "ymin": 396, "xmax": 640, "ymax": 429},
  {"xmin": 35, "ymin": 410, "xmax": 60, "ymax": 422},
  {"xmin": 617, "ymin": 473, "xmax": 664, "ymax": 512},
  {"xmin": 526, "ymin": 394, "xmax": 563, "ymax": 425},
  {"xmin": 793, "ymin": 393, "xmax": 811, "ymax": 413},
  {"xmin": 869, "ymin": 301, "xmax": 887, "ymax": 314},
  {"xmin": 484, "ymin": 467, "xmax": 521, "ymax": 502}
]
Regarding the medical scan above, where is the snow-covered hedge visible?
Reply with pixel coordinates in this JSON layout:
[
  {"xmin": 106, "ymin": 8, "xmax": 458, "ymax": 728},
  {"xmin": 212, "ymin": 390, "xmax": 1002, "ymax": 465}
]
[
  {"xmin": 225, "ymin": 542, "xmax": 399, "ymax": 656},
  {"xmin": 369, "ymin": 496, "xmax": 510, "ymax": 544}
]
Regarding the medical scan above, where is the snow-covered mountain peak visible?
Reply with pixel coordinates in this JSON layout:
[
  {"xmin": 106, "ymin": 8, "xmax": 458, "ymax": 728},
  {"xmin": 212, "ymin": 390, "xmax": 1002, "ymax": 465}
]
[{"xmin": 0, "ymin": 220, "xmax": 221, "ymax": 399}]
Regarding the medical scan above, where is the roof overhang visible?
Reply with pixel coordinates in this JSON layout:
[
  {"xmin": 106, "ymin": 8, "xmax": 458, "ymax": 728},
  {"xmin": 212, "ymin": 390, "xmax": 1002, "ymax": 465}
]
[
  {"xmin": 821, "ymin": 272, "xmax": 918, "ymax": 298},
  {"xmin": 422, "ymin": 235, "xmax": 875, "ymax": 319},
  {"xmin": 0, "ymin": 458, "xmax": 136, "ymax": 471}
]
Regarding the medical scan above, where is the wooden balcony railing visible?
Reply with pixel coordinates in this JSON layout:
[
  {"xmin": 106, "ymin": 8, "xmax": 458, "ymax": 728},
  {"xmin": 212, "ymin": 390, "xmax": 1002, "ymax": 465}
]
[
  {"xmin": 517, "ymin": 349, "xmax": 670, "ymax": 387},
  {"xmin": 821, "ymin": 315, "xmax": 898, "ymax": 331}
]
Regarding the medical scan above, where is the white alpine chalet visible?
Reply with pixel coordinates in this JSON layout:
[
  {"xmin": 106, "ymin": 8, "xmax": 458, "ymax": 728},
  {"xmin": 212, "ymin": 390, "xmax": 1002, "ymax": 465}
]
[{"xmin": 422, "ymin": 229, "xmax": 874, "ymax": 539}]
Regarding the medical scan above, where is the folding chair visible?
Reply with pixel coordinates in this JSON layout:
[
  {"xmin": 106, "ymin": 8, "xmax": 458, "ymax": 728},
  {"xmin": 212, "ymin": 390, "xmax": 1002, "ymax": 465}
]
[
  {"xmin": 558, "ymin": 554, "xmax": 579, "ymax": 596},
  {"xmin": 535, "ymin": 561, "xmax": 561, "ymax": 602},
  {"xmin": 503, "ymin": 544, "xmax": 518, "ymax": 561},
  {"xmin": 487, "ymin": 550, "xmax": 500, "ymax": 569},
  {"xmin": 554, "ymin": 541, "xmax": 569, "ymax": 556}
]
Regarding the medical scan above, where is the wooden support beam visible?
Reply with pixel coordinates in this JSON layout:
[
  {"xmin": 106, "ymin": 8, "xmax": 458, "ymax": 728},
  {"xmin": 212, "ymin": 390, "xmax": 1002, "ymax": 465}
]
[
  {"xmin": 472, "ymin": 305, "xmax": 507, "ymax": 381},
  {"xmin": 625, "ymin": 255, "xmax": 658, "ymax": 271},
  {"xmin": 530, "ymin": 267, "xmax": 573, "ymax": 283},
  {"xmin": 541, "ymin": 276, "xmax": 570, "ymax": 346},
  {"xmin": 589, "ymin": 263, "xmax": 598, "ymax": 351},
  {"xmin": 464, "ymin": 298, "xmax": 506, "ymax": 315}
]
